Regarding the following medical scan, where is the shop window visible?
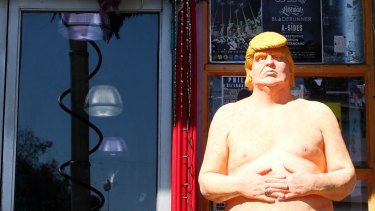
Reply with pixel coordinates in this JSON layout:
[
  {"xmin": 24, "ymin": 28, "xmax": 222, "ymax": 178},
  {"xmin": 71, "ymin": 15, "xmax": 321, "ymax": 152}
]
[
  {"xmin": 15, "ymin": 12, "xmax": 159, "ymax": 210},
  {"xmin": 322, "ymin": 0, "xmax": 364, "ymax": 64},
  {"xmin": 209, "ymin": 0, "xmax": 364, "ymax": 64}
]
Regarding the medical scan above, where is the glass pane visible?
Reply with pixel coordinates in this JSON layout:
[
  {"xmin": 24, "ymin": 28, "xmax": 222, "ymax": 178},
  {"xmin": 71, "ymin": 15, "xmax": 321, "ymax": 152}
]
[
  {"xmin": 209, "ymin": 0, "xmax": 364, "ymax": 64},
  {"xmin": 294, "ymin": 77, "xmax": 366, "ymax": 167},
  {"xmin": 322, "ymin": 0, "xmax": 364, "ymax": 64},
  {"xmin": 16, "ymin": 12, "xmax": 159, "ymax": 210},
  {"xmin": 334, "ymin": 181, "xmax": 368, "ymax": 210},
  {"xmin": 210, "ymin": 76, "xmax": 367, "ymax": 166}
]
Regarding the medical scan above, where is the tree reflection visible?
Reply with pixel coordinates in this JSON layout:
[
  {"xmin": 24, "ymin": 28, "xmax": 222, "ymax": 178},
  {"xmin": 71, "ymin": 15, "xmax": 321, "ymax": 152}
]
[{"xmin": 15, "ymin": 128, "xmax": 71, "ymax": 211}]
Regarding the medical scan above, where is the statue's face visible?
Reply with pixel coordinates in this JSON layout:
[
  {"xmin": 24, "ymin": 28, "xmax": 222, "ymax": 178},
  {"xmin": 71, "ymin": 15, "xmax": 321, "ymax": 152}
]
[{"xmin": 251, "ymin": 49, "xmax": 291, "ymax": 88}]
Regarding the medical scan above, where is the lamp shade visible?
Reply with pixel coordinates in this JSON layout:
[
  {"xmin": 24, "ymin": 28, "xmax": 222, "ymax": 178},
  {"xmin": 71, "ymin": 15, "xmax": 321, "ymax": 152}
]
[
  {"xmin": 99, "ymin": 137, "xmax": 128, "ymax": 156},
  {"xmin": 58, "ymin": 13, "xmax": 111, "ymax": 41},
  {"xmin": 84, "ymin": 85, "xmax": 123, "ymax": 117}
]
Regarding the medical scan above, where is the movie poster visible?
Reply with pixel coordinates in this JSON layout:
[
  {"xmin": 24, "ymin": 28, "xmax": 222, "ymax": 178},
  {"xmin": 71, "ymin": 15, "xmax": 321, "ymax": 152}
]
[
  {"xmin": 262, "ymin": 0, "xmax": 322, "ymax": 63},
  {"xmin": 210, "ymin": 0, "xmax": 262, "ymax": 63},
  {"xmin": 210, "ymin": 0, "xmax": 323, "ymax": 63},
  {"xmin": 222, "ymin": 76, "xmax": 248, "ymax": 105}
]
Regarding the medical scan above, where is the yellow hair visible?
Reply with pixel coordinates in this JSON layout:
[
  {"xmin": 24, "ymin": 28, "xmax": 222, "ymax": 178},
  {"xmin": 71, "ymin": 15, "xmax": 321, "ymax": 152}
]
[{"xmin": 244, "ymin": 31, "xmax": 295, "ymax": 90}]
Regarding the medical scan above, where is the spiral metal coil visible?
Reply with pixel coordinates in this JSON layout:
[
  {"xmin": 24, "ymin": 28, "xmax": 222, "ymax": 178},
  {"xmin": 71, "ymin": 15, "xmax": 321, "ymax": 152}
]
[{"xmin": 58, "ymin": 40, "xmax": 105, "ymax": 210}]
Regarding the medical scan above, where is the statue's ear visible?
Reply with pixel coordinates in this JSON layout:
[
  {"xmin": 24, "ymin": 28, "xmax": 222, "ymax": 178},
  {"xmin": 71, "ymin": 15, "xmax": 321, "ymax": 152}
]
[{"xmin": 244, "ymin": 68, "xmax": 253, "ymax": 90}]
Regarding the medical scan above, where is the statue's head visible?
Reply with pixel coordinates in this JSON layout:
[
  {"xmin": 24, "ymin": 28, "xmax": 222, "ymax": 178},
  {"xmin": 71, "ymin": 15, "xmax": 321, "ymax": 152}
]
[{"xmin": 244, "ymin": 31, "xmax": 295, "ymax": 90}]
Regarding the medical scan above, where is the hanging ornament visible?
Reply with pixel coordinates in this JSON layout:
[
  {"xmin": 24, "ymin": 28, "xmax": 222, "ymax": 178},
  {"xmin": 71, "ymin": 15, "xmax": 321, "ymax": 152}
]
[
  {"xmin": 98, "ymin": 0, "xmax": 124, "ymax": 41},
  {"xmin": 98, "ymin": 0, "xmax": 121, "ymax": 13}
]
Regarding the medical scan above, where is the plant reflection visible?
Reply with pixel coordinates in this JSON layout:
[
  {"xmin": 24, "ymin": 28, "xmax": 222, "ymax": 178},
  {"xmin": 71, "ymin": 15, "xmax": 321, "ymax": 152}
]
[{"xmin": 15, "ymin": 128, "xmax": 71, "ymax": 210}]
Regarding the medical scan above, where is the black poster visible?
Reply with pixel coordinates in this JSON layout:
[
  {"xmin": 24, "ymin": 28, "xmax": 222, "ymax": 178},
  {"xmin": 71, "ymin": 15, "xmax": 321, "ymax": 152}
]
[
  {"xmin": 262, "ymin": 0, "xmax": 322, "ymax": 63},
  {"xmin": 222, "ymin": 76, "xmax": 246, "ymax": 105},
  {"xmin": 210, "ymin": 0, "xmax": 262, "ymax": 63}
]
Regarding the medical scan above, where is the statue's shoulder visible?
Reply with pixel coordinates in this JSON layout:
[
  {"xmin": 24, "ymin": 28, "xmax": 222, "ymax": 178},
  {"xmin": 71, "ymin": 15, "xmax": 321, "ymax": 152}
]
[
  {"xmin": 293, "ymin": 98, "xmax": 334, "ymax": 114},
  {"xmin": 214, "ymin": 100, "xmax": 248, "ymax": 117}
]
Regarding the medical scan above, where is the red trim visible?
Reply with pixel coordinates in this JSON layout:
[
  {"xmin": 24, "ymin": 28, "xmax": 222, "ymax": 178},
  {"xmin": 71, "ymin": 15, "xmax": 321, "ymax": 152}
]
[
  {"xmin": 190, "ymin": 1, "xmax": 197, "ymax": 209},
  {"xmin": 171, "ymin": 0, "xmax": 197, "ymax": 210}
]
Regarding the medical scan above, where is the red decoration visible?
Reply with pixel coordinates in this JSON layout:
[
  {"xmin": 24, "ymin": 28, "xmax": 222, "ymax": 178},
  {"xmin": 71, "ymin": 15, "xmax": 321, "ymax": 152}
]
[{"xmin": 171, "ymin": 0, "xmax": 197, "ymax": 210}]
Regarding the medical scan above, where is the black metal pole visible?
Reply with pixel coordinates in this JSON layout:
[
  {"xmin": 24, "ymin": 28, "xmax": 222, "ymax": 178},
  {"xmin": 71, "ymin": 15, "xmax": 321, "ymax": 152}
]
[{"xmin": 69, "ymin": 40, "xmax": 91, "ymax": 211}]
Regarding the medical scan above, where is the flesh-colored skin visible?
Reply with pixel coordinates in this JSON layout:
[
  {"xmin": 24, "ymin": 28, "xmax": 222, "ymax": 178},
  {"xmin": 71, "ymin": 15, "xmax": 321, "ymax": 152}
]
[{"xmin": 198, "ymin": 51, "xmax": 356, "ymax": 211}]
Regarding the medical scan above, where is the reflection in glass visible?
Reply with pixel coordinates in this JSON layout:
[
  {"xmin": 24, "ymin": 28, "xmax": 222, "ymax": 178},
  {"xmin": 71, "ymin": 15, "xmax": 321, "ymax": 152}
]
[
  {"xmin": 209, "ymin": 77, "xmax": 223, "ymax": 121},
  {"xmin": 322, "ymin": 0, "xmax": 364, "ymax": 64},
  {"xmin": 209, "ymin": 0, "xmax": 365, "ymax": 64},
  {"xmin": 99, "ymin": 137, "xmax": 128, "ymax": 156},
  {"xmin": 209, "ymin": 76, "xmax": 367, "ymax": 167},
  {"xmin": 294, "ymin": 77, "xmax": 367, "ymax": 167},
  {"xmin": 17, "ymin": 12, "xmax": 158, "ymax": 210},
  {"xmin": 58, "ymin": 13, "xmax": 111, "ymax": 41},
  {"xmin": 84, "ymin": 85, "xmax": 123, "ymax": 117}
]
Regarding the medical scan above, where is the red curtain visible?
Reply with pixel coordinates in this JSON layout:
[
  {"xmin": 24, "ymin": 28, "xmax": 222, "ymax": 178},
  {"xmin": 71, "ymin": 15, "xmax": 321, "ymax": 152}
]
[{"xmin": 171, "ymin": 0, "xmax": 197, "ymax": 210}]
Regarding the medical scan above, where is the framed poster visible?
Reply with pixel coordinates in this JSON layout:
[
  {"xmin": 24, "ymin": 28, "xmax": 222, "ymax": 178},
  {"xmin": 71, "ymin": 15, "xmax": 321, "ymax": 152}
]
[
  {"xmin": 210, "ymin": 0, "xmax": 323, "ymax": 64},
  {"xmin": 222, "ymin": 76, "xmax": 250, "ymax": 105},
  {"xmin": 210, "ymin": 0, "xmax": 262, "ymax": 63},
  {"xmin": 262, "ymin": 0, "xmax": 322, "ymax": 63}
]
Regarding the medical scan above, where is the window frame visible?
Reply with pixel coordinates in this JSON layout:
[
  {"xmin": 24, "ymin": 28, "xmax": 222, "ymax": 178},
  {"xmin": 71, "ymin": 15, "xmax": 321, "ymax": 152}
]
[{"xmin": 1, "ymin": 1, "xmax": 172, "ymax": 210}]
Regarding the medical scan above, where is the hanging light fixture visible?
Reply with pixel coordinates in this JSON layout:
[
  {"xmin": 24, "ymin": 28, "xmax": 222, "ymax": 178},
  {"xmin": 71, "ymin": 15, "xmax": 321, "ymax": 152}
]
[
  {"xmin": 99, "ymin": 137, "xmax": 128, "ymax": 156},
  {"xmin": 84, "ymin": 85, "xmax": 123, "ymax": 117},
  {"xmin": 56, "ymin": 5, "xmax": 124, "ymax": 210},
  {"xmin": 58, "ymin": 13, "xmax": 111, "ymax": 41}
]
